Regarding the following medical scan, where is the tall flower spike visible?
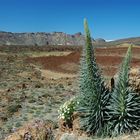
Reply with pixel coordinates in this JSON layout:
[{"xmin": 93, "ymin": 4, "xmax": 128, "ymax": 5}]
[
  {"xmin": 108, "ymin": 45, "xmax": 140, "ymax": 136},
  {"xmin": 77, "ymin": 19, "xmax": 110, "ymax": 135}
]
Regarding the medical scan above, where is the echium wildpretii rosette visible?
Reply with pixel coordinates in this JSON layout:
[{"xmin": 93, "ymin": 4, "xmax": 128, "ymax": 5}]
[
  {"xmin": 107, "ymin": 45, "xmax": 140, "ymax": 136},
  {"xmin": 77, "ymin": 19, "xmax": 110, "ymax": 135}
]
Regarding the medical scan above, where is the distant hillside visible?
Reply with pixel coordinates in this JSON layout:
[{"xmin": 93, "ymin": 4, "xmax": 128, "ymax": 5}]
[
  {"xmin": 0, "ymin": 31, "xmax": 95, "ymax": 46},
  {"xmin": 109, "ymin": 37, "xmax": 140, "ymax": 46},
  {"xmin": 93, "ymin": 37, "xmax": 140, "ymax": 48}
]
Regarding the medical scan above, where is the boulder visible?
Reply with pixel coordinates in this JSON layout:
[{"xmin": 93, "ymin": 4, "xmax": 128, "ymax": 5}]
[
  {"xmin": 59, "ymin": 133, "xmax": 93, "ymax": 140},
  {"xmin": 59, "ymin": 133, "xmax": 78, "ymax": 140}
]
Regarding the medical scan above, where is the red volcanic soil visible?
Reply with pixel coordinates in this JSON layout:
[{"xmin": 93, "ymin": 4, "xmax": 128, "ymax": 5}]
[
  {"xmin": 28, "ymin": 47, "xmax": 140, "ymax": 77},
  {"xmin": 28, "ymin": 52, "xmax": 80, "ymax": 73}
]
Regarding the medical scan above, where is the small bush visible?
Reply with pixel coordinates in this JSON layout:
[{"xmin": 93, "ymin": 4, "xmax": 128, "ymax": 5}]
[
  {"xmin": 58, "ymin": 97, "xmax": 78, "ymax": 124},
  {"xmin": 7, "ymin": 103, "xmax": 22, "ymax": 115}
]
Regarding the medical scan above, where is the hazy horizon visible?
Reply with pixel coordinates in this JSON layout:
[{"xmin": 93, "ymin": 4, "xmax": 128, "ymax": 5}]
[{"xmin": 1, "ymin": 0, "xmax": 140, "ymax": 40}]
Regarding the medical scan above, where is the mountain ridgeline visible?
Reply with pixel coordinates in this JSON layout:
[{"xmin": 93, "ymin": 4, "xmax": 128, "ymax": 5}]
[
  {"xmin": 0, "ymin": 31, "xmax": 140, "ymax": 47},
  {"xmin": 0, "ymin": 31, "xmax": 94, "ymax": 46}
]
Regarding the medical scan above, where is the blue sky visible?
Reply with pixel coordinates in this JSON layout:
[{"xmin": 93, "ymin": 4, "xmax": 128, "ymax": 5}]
[{"xmin": 0, "ymin": 0, "xmax": 140, "ymax": 40}]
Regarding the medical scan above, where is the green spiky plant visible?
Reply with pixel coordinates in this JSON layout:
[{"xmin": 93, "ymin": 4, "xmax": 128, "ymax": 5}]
[
  {"xmin": 107, "ymin": 45, "xmax": 140, "ymax": 136},
  {"xmin": 77, "ymin": 19, "xmax": 110, "ymax": 134}
]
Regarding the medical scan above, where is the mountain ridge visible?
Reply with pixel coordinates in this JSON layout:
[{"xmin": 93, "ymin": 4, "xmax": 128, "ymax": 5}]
[
  {"xmin": 0, "ymin": 31, "xmax": 140, "ymax": 46},
  {"xmin": 0, "ymin": 31, "xmax": 91, "ymax": 46}
]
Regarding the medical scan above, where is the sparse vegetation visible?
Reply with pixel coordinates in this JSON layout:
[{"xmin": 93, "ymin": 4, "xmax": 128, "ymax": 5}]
[{"xmin": 7, "ymin": 103, "xmax": 22, "ymax": 115}]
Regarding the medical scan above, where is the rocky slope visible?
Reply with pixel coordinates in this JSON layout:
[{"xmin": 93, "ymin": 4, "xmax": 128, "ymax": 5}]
[
  {"xmin": 109, "ymin": 37, "xmax": 140, "ymax": 45},
  {"xmin": 0, "ymin": 31, "xmax": 95, "ymax": 46},
  {"xmin": 1, "ymin": 31, "xmax": 140, "ymax": 47}
]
